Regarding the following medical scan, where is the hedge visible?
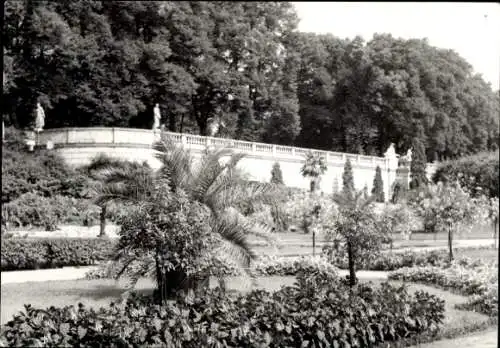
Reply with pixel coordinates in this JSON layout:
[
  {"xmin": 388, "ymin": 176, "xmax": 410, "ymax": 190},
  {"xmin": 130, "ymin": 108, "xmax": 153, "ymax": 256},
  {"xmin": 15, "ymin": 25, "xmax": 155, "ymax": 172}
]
[
  {"xmin": 432, "ymin": 151, "xmax": 499, "ymax": 198},
  {"xmin": 0, "ymin": 273, "xmax": 445, "ymax": 347},
  {"xmin": 0, "ymin": 238, "xmax": 115, "ymax": 271}
]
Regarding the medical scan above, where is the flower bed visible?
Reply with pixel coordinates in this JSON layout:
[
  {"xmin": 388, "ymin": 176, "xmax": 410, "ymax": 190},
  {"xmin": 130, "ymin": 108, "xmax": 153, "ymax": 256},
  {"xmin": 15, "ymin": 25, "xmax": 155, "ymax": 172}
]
[
  {"xmin": 0, "ymin": 273, "xmax": 445, "ymax": 347},
  {"xmin": 0, "ymin": 238, "xmax": 115, "ymax": 271},
  {"xmin": 388, "ymin": 260, "xmax": 498, "ymax": 317}
]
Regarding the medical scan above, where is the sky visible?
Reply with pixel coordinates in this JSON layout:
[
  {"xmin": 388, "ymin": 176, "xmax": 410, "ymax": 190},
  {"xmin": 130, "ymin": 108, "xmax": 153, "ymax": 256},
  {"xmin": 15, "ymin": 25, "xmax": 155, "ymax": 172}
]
[{"xmin": 292, "ymin": 2, "xmax": 500, "ymax": 90}]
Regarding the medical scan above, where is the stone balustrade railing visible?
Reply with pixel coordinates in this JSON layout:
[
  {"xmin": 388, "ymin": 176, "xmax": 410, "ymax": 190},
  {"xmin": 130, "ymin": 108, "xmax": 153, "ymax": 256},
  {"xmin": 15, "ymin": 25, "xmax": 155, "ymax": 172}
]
[{"xmin": 34, "ymin": 127, "xmax": 392, "ymax": 167}]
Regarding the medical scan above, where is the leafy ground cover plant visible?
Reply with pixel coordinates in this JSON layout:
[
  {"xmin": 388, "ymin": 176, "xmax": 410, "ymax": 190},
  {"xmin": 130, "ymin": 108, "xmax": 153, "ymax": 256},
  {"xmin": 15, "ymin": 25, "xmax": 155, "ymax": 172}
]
[
  {"xmin": 0, "ymin": 272, "xmax": 445, "ymax": 347},
  {"xmin": 389, "ymin": 259, "xmax": 498, "ymax": 316},
  {"xmin": 0, "ymin": 238, "xmax": 114, "ymax": 271}
]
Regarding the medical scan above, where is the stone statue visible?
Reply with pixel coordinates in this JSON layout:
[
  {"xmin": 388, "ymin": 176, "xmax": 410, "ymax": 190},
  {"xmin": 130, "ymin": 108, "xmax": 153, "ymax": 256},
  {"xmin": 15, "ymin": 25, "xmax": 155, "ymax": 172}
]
[
  {"xmin": 384, "ymin": 143, "xmax": 396, "ymax": 159},
  {"xmin": 406, "ymin": 148, "xmax": 413, "ymax": 163},
  {"xmin": 152, "ymin": 103, "xmax": 161, "ymax": 130},
  {"xmin": 35, "ymin": 102, "xmax": 45, "ymax": 132}
]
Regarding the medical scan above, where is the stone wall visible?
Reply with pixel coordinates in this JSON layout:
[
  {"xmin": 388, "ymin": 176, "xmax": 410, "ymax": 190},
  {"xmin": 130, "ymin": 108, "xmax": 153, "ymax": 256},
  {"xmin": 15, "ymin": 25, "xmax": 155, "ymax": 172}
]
[{"xmin": 33, "ymin": 127, "xmax": 436, "ymax": 200}]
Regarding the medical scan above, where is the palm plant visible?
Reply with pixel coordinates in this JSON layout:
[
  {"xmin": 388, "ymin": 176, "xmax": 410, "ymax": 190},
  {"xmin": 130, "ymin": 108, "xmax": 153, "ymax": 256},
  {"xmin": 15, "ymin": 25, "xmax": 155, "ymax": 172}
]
[
  {"xmin": 83, "ymin": 154, "xmax": 150, "ymax": 237},
  {"xmin": 301, "ymin": 151, "xmax": 327, "ymax": 193},
  {"xmin": 93, "ymin": 134, "xmax": 282, "ymax": 303}
]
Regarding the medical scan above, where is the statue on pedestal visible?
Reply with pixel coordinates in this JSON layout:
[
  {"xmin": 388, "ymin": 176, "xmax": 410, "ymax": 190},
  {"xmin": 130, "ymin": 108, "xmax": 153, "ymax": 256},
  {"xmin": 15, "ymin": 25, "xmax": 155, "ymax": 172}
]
[
  {"xmin": 152, "ymin": 103, "xmax": 161, "ymax": 131},
  {"xmin": 406, "ymin": 148, "xmax": 412, "ymax": 163},
  {"xmin": 384, "ymin": 143, "xmax": 396, "ymax": 159},
  {"xmin": 34, "ymin": 102, "xmax": 45, "ymax": 133}
]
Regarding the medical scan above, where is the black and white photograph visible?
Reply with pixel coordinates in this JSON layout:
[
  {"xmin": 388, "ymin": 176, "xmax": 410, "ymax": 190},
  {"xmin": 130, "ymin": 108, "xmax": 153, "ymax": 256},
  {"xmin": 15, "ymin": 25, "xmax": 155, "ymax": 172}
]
[{"xmin": 1, "ymin": 1, "xmax": 499, "ymax": 347}]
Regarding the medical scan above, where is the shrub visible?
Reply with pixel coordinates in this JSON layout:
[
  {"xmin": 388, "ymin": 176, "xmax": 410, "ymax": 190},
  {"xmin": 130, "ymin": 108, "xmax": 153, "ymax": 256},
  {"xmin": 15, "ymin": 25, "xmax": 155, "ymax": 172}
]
[
  {"xmin": 2, "ymin": 194, "xmax": 100, "ymax": 230},
  {"xmin": 410, "ymin": 134, "xmax": 428, "ymax": 189},
  {"xmin": 389, "ymin": 259, "xmax": 498, "ymax": 316},
  {"xmin": 0, "ymin": 238, "xmax": 115, "ymax": 271},
  {"xmin": 282, "ymin": 191, "xmax": 336, "ymax": 232},
  {"xmin": 0, "ymin": 273, "xmax": 445, "ymax": 347},
  {"xmin": 2, "ymin": 129, "xmax": 90, "ymax": 203},
  {"xmin": 432, "ymin": 151, "xmax": 499, "ymax": 198},
  {"xmin": 326, "ymin": 249, "xmax": 451, "ymax": 271},
  {"xmin": 372, "ymin": 165, "xmax": 385, "ymax": 202},
  {"xmin": 270, "ymin": 162, "xmax": 284, "ymax": 185},
  {"xmin": 253, "ymin": 255, "xmax": 339, "ymax": 276}
]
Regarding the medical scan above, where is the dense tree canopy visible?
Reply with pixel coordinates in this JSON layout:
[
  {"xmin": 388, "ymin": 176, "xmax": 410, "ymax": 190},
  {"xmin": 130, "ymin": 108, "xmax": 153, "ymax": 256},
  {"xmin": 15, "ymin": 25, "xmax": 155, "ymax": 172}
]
[{"xmin": 3, "ymin": 1, "xmax": 498, "ymax": 159}]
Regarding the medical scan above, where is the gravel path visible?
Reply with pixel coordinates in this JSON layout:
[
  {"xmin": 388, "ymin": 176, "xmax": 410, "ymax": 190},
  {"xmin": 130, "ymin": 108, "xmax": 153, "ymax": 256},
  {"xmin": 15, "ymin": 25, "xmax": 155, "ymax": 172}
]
[
  {"xmin": 412, "ymin": 329, "xmax": 498, "ymax": 348},
  {"xmin": 0, "ymin": 267, "xmax": 388, "ymax": 285}
]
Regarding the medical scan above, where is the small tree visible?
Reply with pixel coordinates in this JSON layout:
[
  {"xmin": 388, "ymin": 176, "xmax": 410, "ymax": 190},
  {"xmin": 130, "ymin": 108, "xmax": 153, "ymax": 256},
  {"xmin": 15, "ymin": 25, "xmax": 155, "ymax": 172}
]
[
  {"xmin": 478, "ymin": 196, "xmax": 499, "ymax": 248},
  {"xmin": 342, "ymin": 159, "xmax": 355, "ymax": 197},
  {"xmin": 489, "ymin": 198, "xmax": 499, "ymax": 248},
  {"xmin": 326, "ymin": 191, "xmax": 387, "ymax": 287},
  {"xmin": 371, "ymin": 165, "xmax": 385, "ymax": 202},
  {"xmin": 301, "ymin": 151, "xmax": 327, "ymax": 193},
  {"xmin": 410, "ymin": 137, "xmax": 428, "ymax": 189},
  {"xmin": 271, "ymin": 162, "xmax": 284, "ymax": 185},
  {"xmin": 332, "ymin": 177, "xmax": 340, "ymax": 194},
  {"xmin": 418, "ymin": 182, "xmax": 483, "ymax": 261},
  {"xmin": 363, "ymin": 184, "xmax": 369, "ymax": 200},
  {"xmin": 377, "ymin": 203, "xmax": 419, "ymax": 249}
]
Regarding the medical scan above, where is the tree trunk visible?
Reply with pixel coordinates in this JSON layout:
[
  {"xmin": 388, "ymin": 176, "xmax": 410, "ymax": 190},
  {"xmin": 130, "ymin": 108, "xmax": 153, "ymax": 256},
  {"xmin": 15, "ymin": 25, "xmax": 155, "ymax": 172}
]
[
  {"xmin": 347, "ymin": 241, "xmax": 356, "ymax": 287},
  {"xmin": 448, "ymin": 224, "xmax": 454, "ymax": 261},
  {"xmin": 312, "ymin": 229, "xmax": 316, "ymax": 257},
  {"xmin": 494, "ymin": 219, "xmax": 498, "ymax": 249},
  {"xmin": 98, "ymin": 205, "xmax": 107, "ymax": 237},
  {"xmin": 155, "ymin": 251, "xmax": 167, "ymax": 305}
]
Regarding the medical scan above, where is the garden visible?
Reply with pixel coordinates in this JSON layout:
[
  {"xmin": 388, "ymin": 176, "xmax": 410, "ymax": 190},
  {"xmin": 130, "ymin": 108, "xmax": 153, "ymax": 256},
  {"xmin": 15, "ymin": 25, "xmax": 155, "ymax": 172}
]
[{"xmin": 1, "ymin": 129, "xmax": 499, "ymax": 347}]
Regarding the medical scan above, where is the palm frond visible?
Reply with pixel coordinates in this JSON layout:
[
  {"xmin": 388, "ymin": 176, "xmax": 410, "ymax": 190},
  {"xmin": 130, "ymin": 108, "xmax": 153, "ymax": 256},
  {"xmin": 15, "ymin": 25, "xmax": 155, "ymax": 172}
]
[
  {"xmin": 93, "ymin": 169, "xmax": 156, "ymax": 206},
  {"xmin": 210, "ymin": 214, "xmax": 258, "ymax": 268},
  {"xmin": 153, "ymin": 137, "xmax": 194, "ymax": 191},
  {"xmin": 190, "ymin": 149, "xmax": 240, "ymax": 203}
]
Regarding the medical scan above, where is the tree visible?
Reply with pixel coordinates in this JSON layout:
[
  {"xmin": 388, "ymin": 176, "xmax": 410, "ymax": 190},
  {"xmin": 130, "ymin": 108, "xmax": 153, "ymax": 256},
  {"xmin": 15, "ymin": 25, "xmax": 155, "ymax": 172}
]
[
  {"xmin": 332, "ymin": 177, "xmax": 340, "ymax": 194},
  {"xmin": 94, "ymin": 134, "xmax": 282, "ymax": 303},
  {"xmin": 417, "ymin": 182, "xmax": 484, "ymax": 261},
  {"xmin": 363, "ymin": 184, "xmax": 369, "ymax": 200},
  {"xmin": 270, "ymin": 162, "xmax": 284, "ymax": 185},
  {"xmin": 410, "ymin": 134, "xmax": 428, "ymax": 189},
  {"xmin": 300, "ymin": 151, "xmax": 328, "ymax": 193},
  {"xmin": 371, "ymin": 165, "xmax": 385, "ymax": 202},
  {"xmin": 342, "ymin": 159, "xmax": 355, "ymax": 197},
  {"xmin": 326, "ymin": 191, "xmax": 387, "ymax": 286},
  {"xmin": 83, "ymin": 154, "xmax": 150, "ymax": 238}
]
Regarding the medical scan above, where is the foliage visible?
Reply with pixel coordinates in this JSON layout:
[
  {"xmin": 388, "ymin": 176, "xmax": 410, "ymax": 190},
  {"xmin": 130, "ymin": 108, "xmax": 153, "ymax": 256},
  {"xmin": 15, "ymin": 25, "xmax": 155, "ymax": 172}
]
[
  {"xmin": 411, "ymin": 182, "xmax": 487, "ymax": 260},
  {"xmin": 4, "ymin": 2, "xmax": 499, "ymax": 155},
  {"xmin": 432, "ymin": 151, "xmax": 499, "ymax": 198},
  {"xmin": 410, "ymin": 135, "xmax": 428, "ymax": 189},
  {"xmin": 270, "ymin": 162, "xmax": 284, "ymax": 185},
  {"xmin": 2, "ymin": 128, "xmax": 90, "ymax": 204},
  {"xmin": 327, "ymin": 249, "xmax": 451, "ymax": 271},
  {"xmin": 0, "ymin": 273, "xmax": 445, "ymax": 347},
  {"xmin": 389, "ymin": 259, "xmax": 498, "ymax": 316},
  {"xmin": 325, "ymin": 191, "xmax": 389, "ymax": 286},
  {"xmin": 3, "ymin": 1, "xmax": 301, "ymax": 143},
  {"xmin": 342, "ymin": 159, "xmax": 355, "ymax": 196},
  {"xmin": 87, "ymin": 255, "xmax": 340, "ymax": 280},
  {"xmin": 93, "ymin": 134, "xmax": 283, "ymax": 301},
  {"xmin": 2, "ymin": 193, "xmax": 100, "ymax": 231},
  {"xmin": 0, "ymin": 238, "xmax": 114, "ymax": 271},
  {"xmin": 281, "ymin": 191, "xmax": 337, "ymax": 233},
  {"xmin": 300, "ymin": 151, "xmax": 327, "ymax": 192},
  {"xmin": 371, "ymin": 165, "xmax": 385, "ymax": 202}
]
